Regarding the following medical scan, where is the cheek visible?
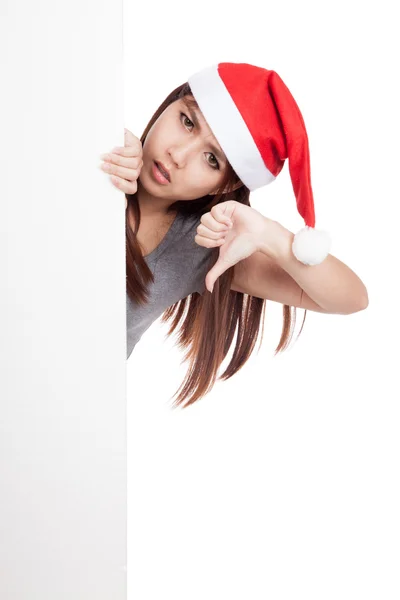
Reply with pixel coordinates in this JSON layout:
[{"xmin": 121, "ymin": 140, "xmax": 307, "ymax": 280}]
[
  {"xmin": 184, "ymin": 171, "xmax": 222, "ymax": 198},
  {"xmin": 189, "ymin": 168, "xmax": 214, "ymax": 189}
]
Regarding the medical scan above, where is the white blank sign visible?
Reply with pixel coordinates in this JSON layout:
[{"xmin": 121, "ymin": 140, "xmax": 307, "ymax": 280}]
[{"xmin": 0, "ymin": 4, "xmax": 126, "ymax": 599}]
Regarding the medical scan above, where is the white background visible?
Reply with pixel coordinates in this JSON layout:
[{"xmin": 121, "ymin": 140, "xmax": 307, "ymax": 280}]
[
  {"xmin": 1, "ymin": 1, "xmax": 398, "ymax": 599},
  {"xmin": 125, "ymin": 1, "xmax": 400, "ymax": 599}
]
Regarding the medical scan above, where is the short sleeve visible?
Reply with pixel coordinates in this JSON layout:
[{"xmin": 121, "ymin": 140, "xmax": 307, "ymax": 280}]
[{"xmin": 196, "ymin": 279, "xmax": 207, "ymax": 296}]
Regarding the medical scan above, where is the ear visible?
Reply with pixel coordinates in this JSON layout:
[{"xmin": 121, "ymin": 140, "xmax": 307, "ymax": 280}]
[{"xmin": 209, "ymin": 180, "xmax": 244, "ymax": 195}]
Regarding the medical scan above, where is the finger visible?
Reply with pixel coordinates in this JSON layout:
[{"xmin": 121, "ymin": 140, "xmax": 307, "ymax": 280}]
[
  {"xmin": 211, "ymin": 204, "xmax": 234, "ymax": 227},
  {"xmin": 194, "ymin": 234, "xmax": 226, "ymax": 248},
  {"xmin": 197, "ymin": 223, "xmax": 228, "ymax": 240},
  {"xmin": 124, "ymin": 129, "xmax": 142, "ymax": 148},
  {"xmin": 102, "ymin": 152, "xmax": 142, "ymax": 169},
  {"xmin": 101, "ymin": 161, "xmax": 142, "ymax": 181},
  {"xmin": 112, "ymin": 145, "xmax": 142, "ymax": 158},
  {"xmin": 200, "ymin": 212, "xmax": 230, "ymax": 232},
  {"xmin": 110, "ymin": 174, "xmax": 138, "ymax": 194}
]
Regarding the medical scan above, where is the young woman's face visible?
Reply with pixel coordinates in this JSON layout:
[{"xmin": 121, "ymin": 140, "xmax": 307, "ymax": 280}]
[{"xmin": 139, "ymin": 97, "xmax": 229, "ymax": 201}]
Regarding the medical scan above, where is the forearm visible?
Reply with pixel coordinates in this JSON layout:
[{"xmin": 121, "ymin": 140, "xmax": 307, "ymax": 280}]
[{"xmin": 259, "ymin": 222, "xmax": 369, "ymax": 314}]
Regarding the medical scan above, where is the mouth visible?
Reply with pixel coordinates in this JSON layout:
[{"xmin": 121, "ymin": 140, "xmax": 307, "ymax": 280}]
[{"xmin": 155, "ymin": 161, "xmax": 171, "ymax": 182}]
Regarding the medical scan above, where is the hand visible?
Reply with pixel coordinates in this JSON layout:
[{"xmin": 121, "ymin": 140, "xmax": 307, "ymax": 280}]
[
  {"xmin": 195, "ymin": 200, "xmax": 280, "ymax": 293},
  {"xmin": 99, "ymin": 129, "xmax": 144, "ymax": 208}
]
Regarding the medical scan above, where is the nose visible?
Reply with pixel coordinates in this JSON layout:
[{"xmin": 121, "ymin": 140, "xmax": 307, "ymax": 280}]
[{"xmin": 167, "ymin": 137, "xmax": 202, "ymax": 168}]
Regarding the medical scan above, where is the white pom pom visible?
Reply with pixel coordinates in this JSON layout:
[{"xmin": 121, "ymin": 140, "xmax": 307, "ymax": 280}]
[{"xmin": 292, "ymin": 226, "xmax": 332, "ymax": 265}]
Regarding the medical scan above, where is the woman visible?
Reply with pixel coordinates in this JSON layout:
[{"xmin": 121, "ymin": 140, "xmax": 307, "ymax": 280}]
[{"xmin": 99, "ymin": 62, "xmax": 369, "ymax": 409}]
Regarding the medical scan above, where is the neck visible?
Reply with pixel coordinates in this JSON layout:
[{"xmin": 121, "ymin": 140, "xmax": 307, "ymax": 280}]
[{"xmin": 137, "ymin": 180, "xmax": 174, "ymax": 218}]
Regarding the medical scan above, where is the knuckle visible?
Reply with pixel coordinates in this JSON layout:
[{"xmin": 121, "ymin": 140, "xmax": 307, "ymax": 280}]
[
  {"xmin": 131, "ymin": 156, "xmax": 142, "ymax": 169},
  {"xmin": 127, "ymin": 146, "xmax": 142, "ymax": 159}
]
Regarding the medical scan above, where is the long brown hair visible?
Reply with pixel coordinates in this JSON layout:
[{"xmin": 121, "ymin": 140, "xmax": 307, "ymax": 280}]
[{"xmin": 125, "ymin": 82, "xmax": 307, "ymax": 409}]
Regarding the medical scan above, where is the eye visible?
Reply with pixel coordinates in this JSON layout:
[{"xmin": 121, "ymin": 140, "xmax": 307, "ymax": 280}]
[
  {"xmin": 180, "ymin": 112, "xmax": 220, "ymax": 171},
  {"xmin": 206, "ymin": 153, "xmax": 219, "ymax": 169},
  {"xmin": 180, "ymin": 112, "xmax": 194, "ymax": 131}
]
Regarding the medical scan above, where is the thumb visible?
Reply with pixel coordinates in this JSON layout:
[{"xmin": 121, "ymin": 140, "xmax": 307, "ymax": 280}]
[
  {"xmin": 124, "ymin": 128, "xmax": 136, "ymax": 145},
  {"xmin": 205, "ymin": 256, "xmax": 234, "ymax": 294},
  {"xmin": 124, "ymin": 128, "xmax": 142, "ymax": 153},
  {"xmin": 206, "ymin": 236, "xmax": 256, "ymax": 293}
]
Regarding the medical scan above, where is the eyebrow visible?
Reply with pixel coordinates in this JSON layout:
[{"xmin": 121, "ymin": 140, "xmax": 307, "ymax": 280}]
[{"xmin": 185, "ymin": 104, "xmax": 226, "ymax": 165}]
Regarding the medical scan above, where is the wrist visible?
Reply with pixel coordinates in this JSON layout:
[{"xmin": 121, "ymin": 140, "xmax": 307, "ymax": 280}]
[{"xmin": 258, "ymin": 219, "xmax": 295, "ymax": 263}]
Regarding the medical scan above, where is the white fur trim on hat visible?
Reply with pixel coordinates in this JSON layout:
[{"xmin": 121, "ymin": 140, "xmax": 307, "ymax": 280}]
[
  {"xmin": 188, "ymin": 64, "xmax": 275, "ymax": 191},
  {"xmin": 292, "ymin": 226, "xmax": 332, "ymax": 265}
]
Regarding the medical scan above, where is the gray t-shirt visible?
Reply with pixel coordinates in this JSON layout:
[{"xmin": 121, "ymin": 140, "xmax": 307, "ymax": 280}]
[{"xmin": 126, "ymin": 211, "xmax": 213, "ymax": 359}]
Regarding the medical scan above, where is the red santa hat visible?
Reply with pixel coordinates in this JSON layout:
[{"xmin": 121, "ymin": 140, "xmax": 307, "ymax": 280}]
[{"xmin": 187, "ymin": 62, "xmax": 332, "ymax": 265}]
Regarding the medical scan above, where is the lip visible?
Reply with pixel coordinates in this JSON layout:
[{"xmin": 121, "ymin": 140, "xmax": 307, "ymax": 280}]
[
  {"xmin": 155, "ymin": 161, "xmax": 171, "ymax": 182},
  {"xmin": 152, "ymin": 162, "xmax": 170, "ymax": 185}
]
